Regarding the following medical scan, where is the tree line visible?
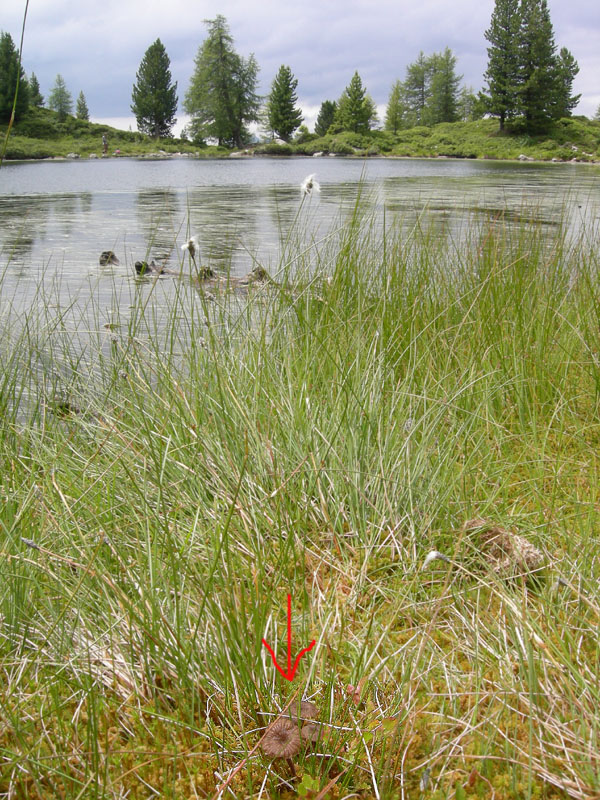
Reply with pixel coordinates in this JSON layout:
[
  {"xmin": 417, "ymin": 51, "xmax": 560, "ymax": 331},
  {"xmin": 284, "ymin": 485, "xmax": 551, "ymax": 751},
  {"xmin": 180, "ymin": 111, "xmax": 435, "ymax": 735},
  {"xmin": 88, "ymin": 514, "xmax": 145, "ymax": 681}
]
[
  {"xmin": 128, "ymin": 20, "xmax": 472, "ymax": 145},
  {"xmin": 0, "ymin": 32, "xmax": 90, "ymax": 124},
  {"xmin": 0, "ymin": 0, "xmax": 587, "ymax": 146},
  {"xmin": 128, "ymin": 3, "xmax": 582, "ymax": 145}
]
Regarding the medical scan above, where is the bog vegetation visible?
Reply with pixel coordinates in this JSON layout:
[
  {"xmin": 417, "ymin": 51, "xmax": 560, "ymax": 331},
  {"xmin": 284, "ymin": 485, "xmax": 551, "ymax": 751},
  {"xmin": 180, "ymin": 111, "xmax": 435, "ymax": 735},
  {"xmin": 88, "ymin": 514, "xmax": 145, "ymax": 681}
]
[{"xmin": 1, "ymin": 203, "xmax": 600, "ymax": 798}]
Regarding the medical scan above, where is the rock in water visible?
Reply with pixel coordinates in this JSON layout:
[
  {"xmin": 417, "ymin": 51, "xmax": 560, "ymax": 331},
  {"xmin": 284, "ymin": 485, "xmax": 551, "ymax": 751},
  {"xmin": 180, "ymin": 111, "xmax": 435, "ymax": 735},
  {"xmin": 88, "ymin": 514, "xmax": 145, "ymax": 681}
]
[{"xmin": 99, "ymin": 251, "xmax": 120, "ymax": 266}]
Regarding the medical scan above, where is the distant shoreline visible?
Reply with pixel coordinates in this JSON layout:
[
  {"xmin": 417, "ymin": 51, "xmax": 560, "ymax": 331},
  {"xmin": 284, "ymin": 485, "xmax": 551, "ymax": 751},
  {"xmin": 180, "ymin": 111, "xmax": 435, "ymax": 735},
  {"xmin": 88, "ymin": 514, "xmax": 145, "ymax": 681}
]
[
  {"xmin": 4, "ymin": 152, "xmax": 600, "ymax": 166},
  {"xmin": 3, "ymin": 111, "xmax": 599, "ymax": 165}
]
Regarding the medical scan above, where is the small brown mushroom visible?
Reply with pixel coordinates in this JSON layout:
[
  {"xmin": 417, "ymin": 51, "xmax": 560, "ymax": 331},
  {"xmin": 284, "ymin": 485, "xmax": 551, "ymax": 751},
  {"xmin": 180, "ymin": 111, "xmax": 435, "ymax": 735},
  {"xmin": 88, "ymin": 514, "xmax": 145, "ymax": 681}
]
[
  {"xmin": 261, "ymin": 718, "xmax": 301, "ymax": 761},
  {"xmin": 287, "ymin": 700, "xmax": 318, "ymax": 721},
  {"xmin": 301, "ymin": 721, "xmax": 323, "ymax": 745}
]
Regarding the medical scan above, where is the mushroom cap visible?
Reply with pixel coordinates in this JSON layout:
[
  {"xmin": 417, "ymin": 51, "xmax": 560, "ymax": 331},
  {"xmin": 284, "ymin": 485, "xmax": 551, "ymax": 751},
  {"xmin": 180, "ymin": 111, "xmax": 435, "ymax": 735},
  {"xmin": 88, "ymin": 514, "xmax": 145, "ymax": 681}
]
[
  {"xmin": 301, "ymin": 721, "xmax": 323, "ymax": 743},
  {"xmin": 288, "ymin": 700, "xmax": 318, "ymax": 721},
  {"xmin": 261, "ymin": 718, "xmax": 301, "ymax": 760}
]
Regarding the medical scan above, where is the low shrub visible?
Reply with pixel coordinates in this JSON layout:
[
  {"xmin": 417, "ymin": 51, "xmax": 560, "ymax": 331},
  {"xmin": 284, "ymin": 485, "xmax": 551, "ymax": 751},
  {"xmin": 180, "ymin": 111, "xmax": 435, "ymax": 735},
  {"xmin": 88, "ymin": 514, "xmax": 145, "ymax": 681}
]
[{"xmin": 255, "ymin": 142, "xmax": 294, "ymax": 156}]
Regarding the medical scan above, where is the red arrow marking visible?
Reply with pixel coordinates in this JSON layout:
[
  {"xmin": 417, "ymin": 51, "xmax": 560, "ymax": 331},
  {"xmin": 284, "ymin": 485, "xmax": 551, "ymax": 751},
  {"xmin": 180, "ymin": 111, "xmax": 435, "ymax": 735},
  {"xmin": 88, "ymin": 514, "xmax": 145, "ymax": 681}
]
[{"xmin": 262, "ymin": 594, "xmax": 316, "ymax": 681}]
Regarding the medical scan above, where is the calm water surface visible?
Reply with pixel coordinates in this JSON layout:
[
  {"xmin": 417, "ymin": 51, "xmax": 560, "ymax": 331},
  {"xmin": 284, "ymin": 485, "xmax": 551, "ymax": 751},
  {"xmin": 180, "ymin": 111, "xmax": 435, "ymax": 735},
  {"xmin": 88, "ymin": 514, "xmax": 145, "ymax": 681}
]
[{"xmin": 0, "ymin": 156, "xmax": 599, "ymax": 312}]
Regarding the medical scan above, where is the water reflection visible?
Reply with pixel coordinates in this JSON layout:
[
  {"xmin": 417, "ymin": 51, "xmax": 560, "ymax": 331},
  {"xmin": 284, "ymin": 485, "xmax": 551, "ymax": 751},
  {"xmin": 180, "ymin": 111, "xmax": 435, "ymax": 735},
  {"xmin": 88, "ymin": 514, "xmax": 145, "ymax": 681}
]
[
  {"xmin": 0, "ymin": 157, "xmax": 598, "ymax": 305},
  {"xmin": 264, "ymin": 184, "xmax": 303, "ymax": 235},
  {"xmin": 186, "ymin": 185, "xmax": 263, "ymax": 271},
  {"xmin": 0, "ymin": 195, "xmax": 49, "ymax": 263},
  {"xmin": 135, "ymin": 189, "xmax": 182, "ymax": 263},
  {"xmin": 379, "ymin": 172, "xmax": 577, "ymax": 241}
]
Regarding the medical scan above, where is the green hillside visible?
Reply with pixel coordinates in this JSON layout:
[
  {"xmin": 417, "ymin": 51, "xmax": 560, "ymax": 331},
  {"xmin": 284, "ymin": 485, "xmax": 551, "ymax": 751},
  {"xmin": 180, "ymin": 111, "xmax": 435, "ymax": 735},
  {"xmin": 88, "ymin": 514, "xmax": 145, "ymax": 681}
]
[
  {"xmin": 0, "ymin": 107, "xmax": 223, "ymax": 160},
  {"xmin": 262, "ymin": 117, "xmax": 600, "ymax": 161},
  {"xmin": 2, "ymin": 106, "xmax": 600, "ymax": 162}
]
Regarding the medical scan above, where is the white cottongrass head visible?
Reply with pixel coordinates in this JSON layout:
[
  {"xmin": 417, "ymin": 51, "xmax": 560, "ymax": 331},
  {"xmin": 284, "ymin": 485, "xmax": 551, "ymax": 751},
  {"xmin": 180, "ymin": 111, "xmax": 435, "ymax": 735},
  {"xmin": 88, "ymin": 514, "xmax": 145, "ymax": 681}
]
[
  {"xmin": 301, "ymin": 174, "xmax": 320, "ymax": 196},
  {"xmin": 422, "ymin": 550, "xmax": 450, "ymax": 570},
  {"xmin": 182, "ymin": 235, "xmax": 200, "ymax": 258}
]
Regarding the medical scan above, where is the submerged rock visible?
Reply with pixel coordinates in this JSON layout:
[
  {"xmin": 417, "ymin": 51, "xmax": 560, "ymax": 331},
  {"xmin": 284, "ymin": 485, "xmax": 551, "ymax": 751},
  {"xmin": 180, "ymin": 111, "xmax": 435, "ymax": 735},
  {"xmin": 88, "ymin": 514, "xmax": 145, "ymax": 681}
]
[
  {"xmin": 134, "ymin": 260, "xmax": 178, "ymax": 276},
  {"xmin": 193, "ymin": 265, "xmax": 272, "ymax": 292},
  {"xmin": 99, "ymin": 250, "xmax": 120, "ymax": 266}
]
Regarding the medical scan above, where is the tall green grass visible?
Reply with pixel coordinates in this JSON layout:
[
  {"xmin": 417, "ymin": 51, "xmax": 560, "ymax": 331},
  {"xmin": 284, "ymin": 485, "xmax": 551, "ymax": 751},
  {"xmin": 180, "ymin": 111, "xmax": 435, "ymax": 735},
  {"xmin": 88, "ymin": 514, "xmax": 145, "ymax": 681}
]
[{"xmin": 1, "ymin": 205, "xmax": 600, "ymax": 798}]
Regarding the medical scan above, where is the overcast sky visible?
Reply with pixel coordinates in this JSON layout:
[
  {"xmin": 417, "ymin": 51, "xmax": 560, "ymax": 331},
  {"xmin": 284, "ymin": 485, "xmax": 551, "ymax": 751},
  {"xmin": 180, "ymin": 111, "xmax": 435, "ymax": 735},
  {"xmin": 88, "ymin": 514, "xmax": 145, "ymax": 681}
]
[{"xmin": 3, "ymin": 0, "xmax": 599, "ymax": 134}]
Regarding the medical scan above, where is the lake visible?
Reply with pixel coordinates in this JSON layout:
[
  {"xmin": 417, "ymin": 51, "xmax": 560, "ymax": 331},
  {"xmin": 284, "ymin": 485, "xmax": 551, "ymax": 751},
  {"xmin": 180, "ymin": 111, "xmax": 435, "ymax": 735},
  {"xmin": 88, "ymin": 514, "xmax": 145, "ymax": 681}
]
[{"xmin": 0, "ymin": 155, "xmax": 599, "ymax": 313}]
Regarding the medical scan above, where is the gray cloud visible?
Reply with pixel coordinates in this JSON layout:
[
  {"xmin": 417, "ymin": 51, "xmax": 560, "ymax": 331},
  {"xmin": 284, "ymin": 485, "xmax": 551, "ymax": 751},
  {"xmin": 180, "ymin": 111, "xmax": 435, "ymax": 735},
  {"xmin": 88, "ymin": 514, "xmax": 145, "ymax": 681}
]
[{"xmin": 3, "ymin": 0, "xmax": 598, "ymax": 126}]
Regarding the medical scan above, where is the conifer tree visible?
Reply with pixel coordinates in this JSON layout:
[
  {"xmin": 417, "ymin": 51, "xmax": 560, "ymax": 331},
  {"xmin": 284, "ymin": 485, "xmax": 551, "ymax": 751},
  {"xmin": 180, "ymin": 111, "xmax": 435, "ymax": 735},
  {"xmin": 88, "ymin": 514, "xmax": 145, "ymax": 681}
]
[
  {"xmin": 483, "ymin": 0, "xmax": 580, "ymax": 131},
  {"xmin": 314, "ymin": 100, "xmax": 337, "ymax": 136},
  {"xmin": 551, "ymin": 47, "xmax": 580, "ymax": 120},
  {"xmin": 403, "ymin": 52, "xmax": 432, "ymax": 126},
  {"xmin": 427, "ymin": 48, "xmax": 462, "ymax": 124},
  {"xmin": 29, "ymin": 72, "xmax": 44, "ymax": 107},
  {"xmin": 482, "ymin": 0, "xmax": 521, "ymax": 130},
  {"xmin": 457, "ymin": 86, "xmax": 482, "ymax": 121},
  {"xmin": 76, "ymin": 91, "xmax": 90, "ymax": 120},
  {"xmin": 266, "ymin": 65, "xmax": 303, "ymax": 141},
  {"xmin": 131, "ymin": 38, "xmax": 178, "ymax": 138},
  {"xmin": 384, "ymin": 80, "xmax": 406, "ymax": 134},
  {"xmin": 518, "ymin": 0, "xmax": 559, "ymax": 129},
  {"xmin": 184, "ymin": 16, "xmax": 260, "ymax": 148},
  {"xmin": 335, "ymin": 72, "xmax": 377, "ymax": 133},
  {"xmin": 48, "ymin": 74, "xmax": 73, "ymax": 122},
  {"xmin": 402, "ymin": 50, "xmax": 462, "ymax": 126},
  {"xmin": 0, "ymin": 31, "xmax": 29, "ymax": 122}
]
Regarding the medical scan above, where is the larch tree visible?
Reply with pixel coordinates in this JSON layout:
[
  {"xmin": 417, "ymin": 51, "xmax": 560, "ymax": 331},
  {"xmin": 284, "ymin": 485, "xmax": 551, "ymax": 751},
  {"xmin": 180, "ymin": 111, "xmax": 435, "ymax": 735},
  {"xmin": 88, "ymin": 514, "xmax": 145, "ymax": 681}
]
[
  {"xmin": 402, "ymin": 50, "xmax": 462, "ymax": 127},
  {"xmin": 184, "ymin": 15, "xmax": 260, "ymax": 148},
  {"xmin": 384, "ymin": 80, "xmax": 406, "ymax": 134},
  {"xmin": 0, "ymin": 31, "xmax": 29, "ymax": 123},
  {"xmin": 48, "ymin": 74, "xmax": 73, "ymax": 121},
  {"xmin": 403, "ymin": 52, "xmax": 432, "ymax": 126},
  {"xmin": 427, "ymin": 48, "xmax": 462, "ymax": 124},
  {"xmin": 131, "ymin": 38, "xmax": 178, "ymax": 138},
  {"xmin": 457, "ymin": 86, "xmax": 482, "ymax": 121},
  {"xmin": 266, "ymin": 65, "xmax": 303, "ymax": 141},
  {"xmin": 314, "ymin": 100, "xmax": 337, "ymax": 136},
  {"xmin": 482, "ymin": 0, "xmax": 522, "ymax": 130},
  {"xmin": 76, "ymin": 90, "xmax": 90, "ymax": 120}
]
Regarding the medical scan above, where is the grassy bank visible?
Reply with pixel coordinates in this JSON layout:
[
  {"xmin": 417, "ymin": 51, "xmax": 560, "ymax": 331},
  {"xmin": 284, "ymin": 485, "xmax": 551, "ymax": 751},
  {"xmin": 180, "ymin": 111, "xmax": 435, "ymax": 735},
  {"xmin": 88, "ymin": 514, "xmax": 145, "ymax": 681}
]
[
  {"xmin": 277, "ymin": 117, "xmax": 600, "ymax": 160},
  {"xmin": 0, "ymin": 107, "xmax": 224, "ymax": 160},
  {"xmin": 1, "ymin": 207, "xmax": 600, "ymax": 798},
  {"xmin": 3, "ymin": 107, "xmax": 600, "ymax": 162}
]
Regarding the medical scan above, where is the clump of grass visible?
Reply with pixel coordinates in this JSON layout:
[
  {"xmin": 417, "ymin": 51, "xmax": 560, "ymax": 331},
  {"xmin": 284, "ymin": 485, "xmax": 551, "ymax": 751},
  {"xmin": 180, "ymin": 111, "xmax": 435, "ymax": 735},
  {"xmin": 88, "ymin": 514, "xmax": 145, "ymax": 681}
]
[{"xmin": 0, "ymin": 204, "xmax": 599, "ymax": 798}]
